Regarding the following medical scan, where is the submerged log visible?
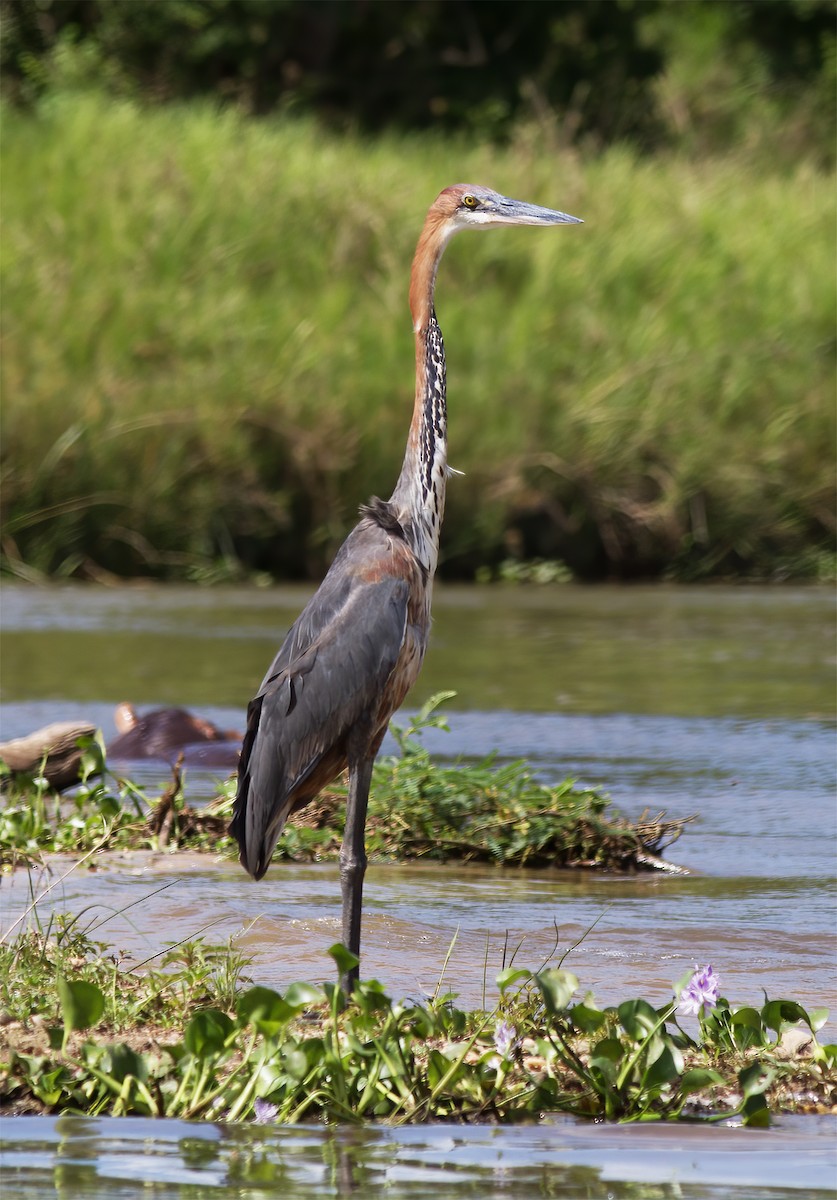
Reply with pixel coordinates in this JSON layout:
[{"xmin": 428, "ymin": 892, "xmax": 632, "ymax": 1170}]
[{"xmin": 0, "ymin": 721, "xmax": 97, "ymax": 792}]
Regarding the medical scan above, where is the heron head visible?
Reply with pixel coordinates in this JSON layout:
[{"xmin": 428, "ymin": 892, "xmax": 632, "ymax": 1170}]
[{"xmin": 438, "ymin": 184, "xmax": 582, "ymax": 232}]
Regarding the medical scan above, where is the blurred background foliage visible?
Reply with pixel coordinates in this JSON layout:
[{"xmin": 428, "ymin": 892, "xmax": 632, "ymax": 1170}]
[
  {"xmin": 3, "ymin": 0, "xmax": 835, "ymax": 155},
  {"xmin": 1, "ymin": 0, "xmax": 834, "ymax": 583}
]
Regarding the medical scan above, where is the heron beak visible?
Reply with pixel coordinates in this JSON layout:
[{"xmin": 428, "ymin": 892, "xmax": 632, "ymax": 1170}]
[{"xmin": 492, "ymin": 196, "xmax": 583, "ymax": 226}]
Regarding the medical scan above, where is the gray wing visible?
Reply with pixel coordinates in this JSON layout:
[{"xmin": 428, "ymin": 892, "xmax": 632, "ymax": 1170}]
[{"xmin": 231, "ymin": 525, "xmax": 411, "ymax": 880}]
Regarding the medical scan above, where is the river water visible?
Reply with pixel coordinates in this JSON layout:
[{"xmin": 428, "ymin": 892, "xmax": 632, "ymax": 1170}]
[{"xmin": 0, "ymin": 582, "xmax": 835, "ymax": 1196}]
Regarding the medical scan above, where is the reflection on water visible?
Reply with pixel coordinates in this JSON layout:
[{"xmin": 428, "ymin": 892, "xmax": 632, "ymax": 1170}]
[
  {"xmin": 2, "ymin": 1114, "xmax": 835, "ymax": 1199},
  {"xmin": 0, "ymin": 582, "xmax": 834, "ymax": 717}
]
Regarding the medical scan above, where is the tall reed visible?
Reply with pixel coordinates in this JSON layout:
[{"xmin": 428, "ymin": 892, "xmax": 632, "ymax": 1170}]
[{"xmin": 3, "ymin": 94, "xmax": 833, "ymax": 580}]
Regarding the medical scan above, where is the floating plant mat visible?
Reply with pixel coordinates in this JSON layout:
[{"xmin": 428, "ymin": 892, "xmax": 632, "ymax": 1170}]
[{"xmin": 0, "ymin": 697, "xmax": 690, "ymax": 874}]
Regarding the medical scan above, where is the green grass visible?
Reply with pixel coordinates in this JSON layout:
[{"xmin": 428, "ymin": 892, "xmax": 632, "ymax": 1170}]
[{"xmin": 2, "ymin": 92, "xmax": 834, "ymax": 581}]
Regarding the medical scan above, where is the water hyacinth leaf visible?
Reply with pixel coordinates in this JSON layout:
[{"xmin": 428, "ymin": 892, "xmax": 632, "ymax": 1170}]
[
  {"xmin": 644, "ymin": 1041, "xmax": 684, "ymax": 1087},
  {"xmin": 816, "ymin": 1043, "xmax": 837, "ymax": 1068},
  {"xmin": 570, "ymin": 1002, "xmax": 606, "ymax": 1034},
  {"xmin": 807, "ymin": 1008, "xmax": 829, "ymax": 1033},
  {"xmin": 730, "ymin": 1007, "xmax": 766, "ymax": 1050},
  {"xmin": 738, "ymin": 1062, "xmax": 773, "ymax": 1126},
  {"xmin": 282, "ymin": 1046, "xmax": 310, "ymax": 1081},
  {"xmin": 678, "ymin": 1067, "xmax": 726, "ymax": 1097},
  {"xmin": 496, "ymin": 967, "xmax": 531, "ymax": 994},
  {"xmin": 761, "ymin": 999, "xmax": 812, "ymax": 1037},
  {"xmin": 57, "ymin": 977, "xmax": 105, "ymax": 1041},
  {"xmin": 106, "ymin": 1044, "xmax": 148, "ymax": 1084},
  {"xmin": 739, "ymin": 1061, "xmax": 773, "ymax": 1098},
  {"xmin": 354, "ymin": 978, "xmax": 390, "ymax": 1016},
  {"xmin": 238, "ymin": 986, "xmax": 295, "ymax": 1035},
  {"xmin": 440, "ymin": 1039, "xmax": 473, "ymax": 1062},
  {"xmin": 618, "ymin": 998, "xmax": 660, "ymax": 1041},
  {"xmin": 535, "ymin": 968, "xmax": 578, "ymax": 1015},
  {"xmin": 407, "ymin": 1007, "xmax": 435, "ymax": 1039},
  {"xmin": 328, "ymin": 943, "xmax": 359, "ymax": 977},
  {"xmin": 184, "ymin": 1009, "xmax": 234, "ymax": 1057},
  {"xmin": 427, "ymin": 1048, "xmax": 455, "ymax": 1089},
  {"xmin": 590, "ymin": 1037, "xmax": 622, "ymax": 1083},
  {"xmin": 33, "ymin": 1064, "xmax": 67, "ymax": 1107},
  {"xmin": 256, "ymin": 1062, "xmax": 285, "ymax": 1096},
  {"xmin": 742, "ymin": 1095, "xmax": 771, "ymax": 1127},
  {"xmin": 283, "ymin": 982, "xmax": 325, "ymax": 1010}
]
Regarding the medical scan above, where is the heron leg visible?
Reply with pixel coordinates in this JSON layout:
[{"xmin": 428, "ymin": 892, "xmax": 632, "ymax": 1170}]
[{"xmin": 339, "ymin": 753, "xmax": 374, "ymax": 994}]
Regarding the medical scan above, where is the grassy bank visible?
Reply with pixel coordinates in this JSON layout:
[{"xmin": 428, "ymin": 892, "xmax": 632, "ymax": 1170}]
[{"xmin": 2, "ymin": 92, "xmax": 834, "ymax": 581}]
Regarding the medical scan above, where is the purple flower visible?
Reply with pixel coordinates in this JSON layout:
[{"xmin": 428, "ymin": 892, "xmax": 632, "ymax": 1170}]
[
  {"xmin": 678, "ymin": 964, "xmax": 720, "ymax": 1017},
  {"xmin": 493, "ymin": 1019, "xmax": 519, "ymax": 1059},
  {"xmin": 253, "ymin": 1098, "xmax": 278, "ymax": 1124}
]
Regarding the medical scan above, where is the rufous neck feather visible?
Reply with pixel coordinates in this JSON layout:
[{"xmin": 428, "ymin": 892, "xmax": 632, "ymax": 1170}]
[{"xmin": 389, "ymin": 208, "xmax": 456, "ymax": 573}]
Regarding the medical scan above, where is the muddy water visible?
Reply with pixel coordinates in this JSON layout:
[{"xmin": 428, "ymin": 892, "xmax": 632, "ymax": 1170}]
[
  {"xmin": 1, "ymin": 582, "xmax": 834, "ymax": 1013},
  {"xmin": 1, "ymin": 583, "xmax": 835, "ymax": 1196}
]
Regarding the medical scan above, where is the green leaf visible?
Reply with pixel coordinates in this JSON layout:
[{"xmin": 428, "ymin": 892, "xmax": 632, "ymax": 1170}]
[
  {"xmin": 57, "ymin": 977, "xmax": 104, "ymax": 1045},
  {"xmin": 738, "ymin": 1061, "xmax": 773, "ymax": 1098},
  {"xmin": 328, "ymin": 943, "xmax": 359, "ymax": 977},
  {"xmin": 570, "ymin": 1002, "xmax": 606, "ymax": 1034},
  {"xmin": 618, "ymin": 998, "xmax": 660, "ymax": 1041},
  {"xmin": 815, "ymin": 1043, "xmax": 837, "ymax": 1068},
  {"xmin": 644, "ymin": 1041, "xmax": 683, "ymax": 1088},
  {"xmin": 741, "ymin": 1092, "xmax": 771, "ymax": 1127},
  {"xmin": 237, "ymin": 986, "xmax": 295, "ymax": 1035},
  {"xmin": 807, "ymin": 1008, "xmax": 829, "ymax": 1033},
  {"xmin": 496, "ymin": 967, "xmax": 531, "ymax": 994},
  {"xmin": 738, "ymin": 1062, "xmax": 773, "ymax": 1126},
  {"xmin": 284, "ymin": 981, "xmax": 325, "ymax": 1010},
  {"xmin": 761, "ymin": 999, "xmax": 811, "ymax": 1037},
  {"xmin": 730, "ymin": 1007, "xmax": 767, "ymax": 1050},
  {"xmin": 535, "ymin": 968, "xmax": 578, "ymax": 1015},
  {"xmin": 590, "ymin": 1036, "xmax": 623, "ymax": 1084},
  {"xmin": 678, "ymin": 1067, "xmax": 726, "ymax": 1097},
  {"xmin": 282, "ymin": 1046, "xmax": 310, "ymax": 1081},
  {"xmin": 33, "ymin": 1065, "xmax": 67, "ymax": 1107},
  {"xmin": 184, "ymin": 1009, "xmax": 234, "ymax": 1058},
  {"xmin": 106, "ymin": 1043, "xmax": 148, "ymax": 1084}
]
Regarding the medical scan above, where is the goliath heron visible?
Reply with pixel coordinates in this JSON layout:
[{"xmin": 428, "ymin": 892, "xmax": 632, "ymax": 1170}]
[{"xmin": 230, "ymin": 184, "xmax": 581, "ymax": 992}]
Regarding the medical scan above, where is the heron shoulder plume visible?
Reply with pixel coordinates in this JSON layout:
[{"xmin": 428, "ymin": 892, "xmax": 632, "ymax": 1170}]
[
  {"xmin": 358, "ymin": 496, "xmax": 405, "ymax": 538},
  {"xmin": 230, "ymin": 183, "xmax": 581, "ymax": 994}
]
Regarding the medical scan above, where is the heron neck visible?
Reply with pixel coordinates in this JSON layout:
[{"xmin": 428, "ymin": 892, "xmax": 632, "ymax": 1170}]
[
  {"xmin": 389, "ymin": 309, "xmax": 448, "ymax": 575},
  {"xmin": 388, "ymin": 216, "xmax": 454, "ymax": 575}
]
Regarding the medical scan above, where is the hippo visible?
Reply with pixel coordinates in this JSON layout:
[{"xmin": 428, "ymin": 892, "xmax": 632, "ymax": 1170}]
[{"xmin": 108, "ymin": 704, "xmax": 241, "ymax": 769}]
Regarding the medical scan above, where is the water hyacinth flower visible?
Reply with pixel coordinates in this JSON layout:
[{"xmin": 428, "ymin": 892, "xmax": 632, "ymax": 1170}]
[
  {"xmin": 493, "ymin": 1019, "xmax": 519, "ymax": 1059},
  {"xmin": 678, "ymin": 964, "xmax": 720, "ymax": 1016},
  {"xmin": 253, "ymin": 1098, "xmax": 278, "ymax": 1124}
]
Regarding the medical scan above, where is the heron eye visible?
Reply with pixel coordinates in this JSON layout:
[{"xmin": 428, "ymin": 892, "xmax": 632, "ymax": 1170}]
[{"xmin": 462, "ymin": 194, "xmax": 479, "ymax": 209}]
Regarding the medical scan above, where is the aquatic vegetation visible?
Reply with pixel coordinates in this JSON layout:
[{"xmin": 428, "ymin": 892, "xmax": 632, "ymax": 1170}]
[
  {"xmin": 0, "ymin": 696, "xmax": 689, "ymax": 874},
  {"xmin": 0, "ymin": 926, "xmax": 833, "ymax": 1125},
  {"xmin": 678, "ymin": 963, "xmax": 721, "ymax": 1018}
]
